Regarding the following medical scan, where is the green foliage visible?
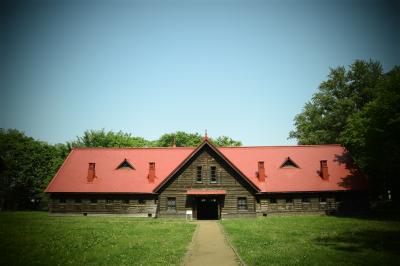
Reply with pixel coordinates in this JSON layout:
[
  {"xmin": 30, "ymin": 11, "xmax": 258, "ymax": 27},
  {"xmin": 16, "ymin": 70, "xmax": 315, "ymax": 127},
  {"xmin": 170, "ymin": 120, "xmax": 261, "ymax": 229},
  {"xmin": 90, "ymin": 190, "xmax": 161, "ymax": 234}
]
[
  {"xmin": 222, "ymin": 216, "xmax": 400, "ymax": 266},
  {"xmin": 68, "ymin": 129, "xmax": 243, "ymax": 148},
  {"xmin": 0, "ymin": 212, "xmax": 196, "ymax": 266},
  {"xmin": 0, "ymin": 129, "xmax": 65, "ymax": 210},
  {"xmin": 155, "ymin": 132, "xmax": 242, "ymax": 147},
  {"xmin": 289, "ymin": 60, "xmax": 383, "ymax": 144},
  {"xmin": 213, "ymin": 135, "xmax": 242, "ymax": 147},
  {"xmin": 340, "ymin": 67, "xmax": 400, "ymax": 200},
  {"xmin": 289, "ymin": 60, "xmax": 400, "ymax": 202},
  {"xmin": 68, "ymin": 129, "xmax": 152, "ymax": 148},
  {"xmin": 155, "ymin": 131, "xmax": 203, "ymax": 147}
]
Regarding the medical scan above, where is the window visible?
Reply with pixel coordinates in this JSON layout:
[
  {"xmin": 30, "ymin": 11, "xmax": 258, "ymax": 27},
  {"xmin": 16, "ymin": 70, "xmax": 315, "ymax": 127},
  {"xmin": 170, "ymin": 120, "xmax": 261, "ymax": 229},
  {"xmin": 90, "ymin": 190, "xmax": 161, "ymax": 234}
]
[
  {"xmin": 59, "ymin": 198, "xmax": 66, "ymax": 203},
  {"xmin": 237, "ymin": 197, "xmax": 248, "ymax": 210},
  {"xmin": 196, "ymin": 166, "xmax": 202, "ymax": 183},
  {"xmin": 280, "ymin": 157, "xmax": 300, "ymax": 168},
  {"xmin": 75, "ymin": 198, "xmax": 82, "ymax": 203},
  {"xmin": 302, "ymin": 197, "xmax": 310, "ymax": 203},
  {"xmin": 123, "ymin": 199, "xmax": 129, "ymax": 204},
  {"xmin": 116, "ymin": 159, "xmax": 135, "ymax": 170},
  {"xmin": 319, "ymin": 197, "xmax": 326, "ymax": 203},
  {"xmin": 106, "ymin": 199, "xmax": 113, "ymax": 204},
  {"xmin": 90, "ymin": 198, "xmax": 97, "ymax": 203},
  {"xmin": 167, "ymin": 197, "xmax": 176, "ymax": 211},
  {"xmin": 138, "ymin": 198, "xmax": 145, "ymax": 204},
  {"xmin": 210, "ymin": 166, "xmax": 217, "ymax": 183},
  {"xmin": 286, "ymin": 198, "xmax": 293, "ymax": 203},
  {"xmin": 270, "ymin": 198, "xmax": 277, "ymax": 204}
]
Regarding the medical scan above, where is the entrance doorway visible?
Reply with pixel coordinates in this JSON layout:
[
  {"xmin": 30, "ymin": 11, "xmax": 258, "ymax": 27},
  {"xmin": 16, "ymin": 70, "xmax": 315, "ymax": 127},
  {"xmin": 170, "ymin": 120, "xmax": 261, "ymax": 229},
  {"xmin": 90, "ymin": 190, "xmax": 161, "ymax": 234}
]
[{"xmin": 196, "ymin": 198, "xmax": 219, "ymax": 220}]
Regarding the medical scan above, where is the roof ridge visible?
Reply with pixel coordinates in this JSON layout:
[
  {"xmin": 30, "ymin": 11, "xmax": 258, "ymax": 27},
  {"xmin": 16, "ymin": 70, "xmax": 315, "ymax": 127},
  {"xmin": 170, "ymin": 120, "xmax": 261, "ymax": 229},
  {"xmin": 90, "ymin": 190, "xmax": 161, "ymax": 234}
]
[
  {"xmin": 71, "ymin": 144, "xmax": 344, "ymax": 151},
  {"xmin": 72, "ymin": 146, "xmax": 196, "ymax": 150},
  {"xmin": 219, "ymin": 144, "xmax": 343, "ymax": 148},
  {"xmin": 72, "ymin": 144, "xmax": 343, "ymax": 150}
]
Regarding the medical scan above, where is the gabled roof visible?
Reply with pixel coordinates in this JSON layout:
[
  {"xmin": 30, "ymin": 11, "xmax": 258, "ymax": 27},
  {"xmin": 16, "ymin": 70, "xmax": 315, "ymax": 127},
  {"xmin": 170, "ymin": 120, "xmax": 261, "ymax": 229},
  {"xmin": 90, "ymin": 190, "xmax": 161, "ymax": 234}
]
[
  {"xmin": 219, "ymin": 145, "xmax": 367, "ymax": 193},
  {"xmin": 45, "ymin": 147, "xmax": 194, "ymax": 193},
  {"xmin": 154, "ymin": 140, "xmax": 259, "ymax": 193},
  {"xmin": 45, "ymin": 141, "xmax": 368, "ymax": 194}
]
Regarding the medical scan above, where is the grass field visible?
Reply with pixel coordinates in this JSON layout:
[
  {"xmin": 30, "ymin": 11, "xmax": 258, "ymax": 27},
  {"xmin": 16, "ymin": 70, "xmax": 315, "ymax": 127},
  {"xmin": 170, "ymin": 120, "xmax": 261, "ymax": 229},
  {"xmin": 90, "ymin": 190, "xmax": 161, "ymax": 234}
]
[
  {"xmin": 221, "ymin": 215, "xmax": 400, "ymax": 266},
  {"xmin": 0, "ymin": 212, "xmax": 196, "ymax": 266},
  {"xmin": 2, "ymin": 212, "xmax": 399, "ymax": 266}
]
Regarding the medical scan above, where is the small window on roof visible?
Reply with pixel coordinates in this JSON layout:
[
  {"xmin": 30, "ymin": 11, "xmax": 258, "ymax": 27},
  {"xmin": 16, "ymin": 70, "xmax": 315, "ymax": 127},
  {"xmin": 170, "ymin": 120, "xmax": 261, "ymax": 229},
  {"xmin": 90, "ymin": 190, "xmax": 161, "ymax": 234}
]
[
  {"xmin": 116, "ymin": 159, "xmax": 135, "ymax": 170},
  {"xmin": 280, "ymin": 157, "xmax": 299, "ymax": 168}
]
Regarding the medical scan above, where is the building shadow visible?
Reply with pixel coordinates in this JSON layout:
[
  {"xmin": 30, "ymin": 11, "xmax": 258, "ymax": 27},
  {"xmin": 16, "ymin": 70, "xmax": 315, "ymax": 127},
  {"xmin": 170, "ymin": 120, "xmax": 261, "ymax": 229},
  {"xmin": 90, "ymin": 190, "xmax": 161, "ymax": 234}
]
[
  {"xmin": 314, "ymin": 229, "xmax": 400, "ymax": 254},
  {"xmin": 333, "ymin": 151, "xmax": 369, "ymax": 190}
]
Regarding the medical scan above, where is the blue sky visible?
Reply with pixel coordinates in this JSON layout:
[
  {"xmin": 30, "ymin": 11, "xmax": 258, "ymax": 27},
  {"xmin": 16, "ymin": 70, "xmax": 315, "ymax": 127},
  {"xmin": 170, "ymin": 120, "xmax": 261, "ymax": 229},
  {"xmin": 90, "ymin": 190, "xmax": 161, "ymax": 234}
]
[{"xmin": 1, "ymin": 0, "xmax": 399, "ymax": 145}]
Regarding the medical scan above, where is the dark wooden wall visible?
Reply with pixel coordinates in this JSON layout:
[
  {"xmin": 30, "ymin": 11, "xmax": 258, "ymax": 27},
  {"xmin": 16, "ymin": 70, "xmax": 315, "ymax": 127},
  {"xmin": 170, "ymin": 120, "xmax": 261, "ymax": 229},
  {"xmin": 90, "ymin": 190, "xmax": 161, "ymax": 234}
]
[
  {"xmin": 255, "ymin": 191, "xmax": 369, "ymax": 215},
  {"xmin": 158, "ymin": 148, "xmax": 256, "ymax": 218},
  {"xmin": 49, "ymin": 194, "xmax": 157, "ymax": 216}
]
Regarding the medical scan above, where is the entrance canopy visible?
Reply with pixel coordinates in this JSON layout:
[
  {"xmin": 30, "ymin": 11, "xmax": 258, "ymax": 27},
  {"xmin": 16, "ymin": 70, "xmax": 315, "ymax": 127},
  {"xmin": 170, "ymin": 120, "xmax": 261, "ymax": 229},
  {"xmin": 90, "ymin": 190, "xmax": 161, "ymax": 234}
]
[{"xmin": 186, "ymin": 189, "xmax": 227, "ymax": 195}]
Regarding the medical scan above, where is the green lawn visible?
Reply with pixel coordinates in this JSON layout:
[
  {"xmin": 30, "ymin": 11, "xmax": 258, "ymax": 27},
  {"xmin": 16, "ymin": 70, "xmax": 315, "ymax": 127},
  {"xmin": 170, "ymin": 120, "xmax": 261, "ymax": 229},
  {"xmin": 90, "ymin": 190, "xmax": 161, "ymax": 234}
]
[
  {"xmin": 221, "ymin": 215, "xmax": 400, "ymax": 266},
  {"xmin": 0, "ymin": 212, "xmax": 196, "ymax": 266}
]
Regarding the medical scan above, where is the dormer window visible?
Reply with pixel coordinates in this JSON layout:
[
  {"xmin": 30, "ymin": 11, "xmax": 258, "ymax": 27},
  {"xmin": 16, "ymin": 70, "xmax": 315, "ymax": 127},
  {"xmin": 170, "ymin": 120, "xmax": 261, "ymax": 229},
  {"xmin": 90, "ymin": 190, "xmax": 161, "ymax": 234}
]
[
  {"xmin": 116, "ymin": 159, "xmax": 135, "ymax": 170},
  {"xmin": 280, "ymin": 157, "xmax": 299, "ymax": 168}
]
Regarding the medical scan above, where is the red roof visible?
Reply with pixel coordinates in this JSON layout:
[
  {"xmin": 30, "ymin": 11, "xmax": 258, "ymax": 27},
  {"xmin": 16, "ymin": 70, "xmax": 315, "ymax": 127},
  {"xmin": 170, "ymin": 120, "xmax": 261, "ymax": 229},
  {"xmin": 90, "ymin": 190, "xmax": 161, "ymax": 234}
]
[
  {"xmin": 219, "ymin": 145, "xmax": 367, "ymax": 193},
  {"xmin": 187, "ymin": 189, "xmax": 227, "ymax": 195},
  {"xmin": 45, "ymin": 147, "xmax": 194, "ymax": 193},
  {"xmin": 45, "ymin": 142, "xmax": 368, "ymax": 194}
]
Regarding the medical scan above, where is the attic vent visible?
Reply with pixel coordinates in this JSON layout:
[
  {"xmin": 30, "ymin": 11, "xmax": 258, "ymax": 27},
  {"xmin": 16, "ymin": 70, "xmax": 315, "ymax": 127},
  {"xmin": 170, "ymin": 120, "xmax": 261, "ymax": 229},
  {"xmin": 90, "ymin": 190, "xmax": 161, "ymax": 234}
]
[
  {"xmin": 116, "ymin": 159, "xmax": 135, "ymax": 170},
  {"xmin": 280, "ymin": 157, "xmax": 299, "ymax": 168}
]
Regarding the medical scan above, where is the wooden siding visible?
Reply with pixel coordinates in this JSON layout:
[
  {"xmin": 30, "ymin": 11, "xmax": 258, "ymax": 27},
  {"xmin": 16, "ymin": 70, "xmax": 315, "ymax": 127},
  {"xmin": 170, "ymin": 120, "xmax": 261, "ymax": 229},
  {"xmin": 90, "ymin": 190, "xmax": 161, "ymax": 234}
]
[
  {"xmin": 255, "ymin": 191, "xmax": 369, "ymax": 215},
  {"xmin": 158, "ymin": 148, "xmax": 256, "ymax": 218},
  {"xmin": 49, "ymin": 194, "xmax": 157, "ymax": 217}
]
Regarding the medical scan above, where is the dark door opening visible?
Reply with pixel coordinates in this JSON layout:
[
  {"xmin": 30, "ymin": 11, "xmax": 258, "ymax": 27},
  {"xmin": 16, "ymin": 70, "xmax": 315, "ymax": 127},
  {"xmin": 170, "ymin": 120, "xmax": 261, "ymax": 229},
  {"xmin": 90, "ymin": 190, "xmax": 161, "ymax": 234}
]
[{"xmin": 196, "ymin": 198, "xmax": 219, "ymax": 220}]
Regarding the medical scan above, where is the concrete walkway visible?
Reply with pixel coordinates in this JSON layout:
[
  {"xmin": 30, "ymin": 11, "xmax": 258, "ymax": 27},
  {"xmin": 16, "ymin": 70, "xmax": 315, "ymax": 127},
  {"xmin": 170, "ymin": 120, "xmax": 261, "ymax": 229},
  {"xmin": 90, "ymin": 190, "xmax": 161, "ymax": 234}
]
[{"xmin": 184, "ymin": 221, "xmax": 241, "ymax": 266}]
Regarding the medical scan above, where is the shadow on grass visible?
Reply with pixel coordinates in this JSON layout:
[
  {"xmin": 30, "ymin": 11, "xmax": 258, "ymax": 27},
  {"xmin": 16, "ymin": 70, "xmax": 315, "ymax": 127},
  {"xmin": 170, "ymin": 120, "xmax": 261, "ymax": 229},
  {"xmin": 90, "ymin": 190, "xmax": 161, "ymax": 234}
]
[
  {"xmin": 314, "ymin": 229, "xmax": 400, "ymax": 254},
  {"xmin": 331, "ymin": 211, "xmax": 400, "ymax": 221}
]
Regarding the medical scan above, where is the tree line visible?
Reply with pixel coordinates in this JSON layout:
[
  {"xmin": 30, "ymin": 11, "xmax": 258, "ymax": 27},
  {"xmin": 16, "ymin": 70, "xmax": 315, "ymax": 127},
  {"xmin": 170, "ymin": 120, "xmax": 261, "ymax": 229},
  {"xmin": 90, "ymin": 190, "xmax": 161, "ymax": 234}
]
[
  {"xmin": 0, "ymin": 129, "xmax": 241, "ymax": 210},
  {"xmin": 290, "ymin": 60, "xmax": 400, "ymax": 205}
]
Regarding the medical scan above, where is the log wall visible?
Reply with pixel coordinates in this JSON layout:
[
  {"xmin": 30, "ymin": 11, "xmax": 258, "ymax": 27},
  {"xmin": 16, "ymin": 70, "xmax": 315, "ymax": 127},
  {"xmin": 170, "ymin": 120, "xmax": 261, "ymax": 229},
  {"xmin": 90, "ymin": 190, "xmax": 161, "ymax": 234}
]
[
  {"xmin": 255, "ymin": 191, "xmax": 369, "ymax": 216},
  {"xmin": 158, "ymin": 148, "xmax": 256, "ymax": 218},
  {"xmin": 49, "ymin": 194, "xmax": 157, "ymax": 217}
]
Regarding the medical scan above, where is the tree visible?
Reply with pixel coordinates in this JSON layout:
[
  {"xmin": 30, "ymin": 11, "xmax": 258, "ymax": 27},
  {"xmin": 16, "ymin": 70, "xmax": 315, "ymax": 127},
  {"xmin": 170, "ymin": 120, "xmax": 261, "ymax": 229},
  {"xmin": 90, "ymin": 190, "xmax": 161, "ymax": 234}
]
[
  {"xmin": 155, "ymin": 131, "xmax": 203, "ymax": 147},
  {"xmin": 340, "ymin": 67, "xmax": 400, "ymax": 202},
  {"xmin": 68, "ymin": 129, "xmax": 152, "ymax": 148},
  {"xmin": 213, "ymin": 136, "xmax": 242, "ymax": 147},
  {"xmin": 289, "ymin": 60, "xmax": 383, "ymax": 144},
  {"xmin": 289, "ymin": 60, "xmax": 400, "ymax": 203},
  {"xmin": 155, "ymin": 131, "xmax": 243, "ymax": 147},
  {"xmin": 0, "ymin": 129, "xmax": 65, "ymax": 210}
]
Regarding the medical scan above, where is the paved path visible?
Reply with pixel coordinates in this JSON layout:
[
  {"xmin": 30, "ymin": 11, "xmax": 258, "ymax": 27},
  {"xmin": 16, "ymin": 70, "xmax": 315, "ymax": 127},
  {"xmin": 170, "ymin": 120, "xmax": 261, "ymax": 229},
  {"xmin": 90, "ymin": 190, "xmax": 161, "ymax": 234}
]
[{"xmin": 184, "ymin": 221, "xmax": 240, "ymax": 266}]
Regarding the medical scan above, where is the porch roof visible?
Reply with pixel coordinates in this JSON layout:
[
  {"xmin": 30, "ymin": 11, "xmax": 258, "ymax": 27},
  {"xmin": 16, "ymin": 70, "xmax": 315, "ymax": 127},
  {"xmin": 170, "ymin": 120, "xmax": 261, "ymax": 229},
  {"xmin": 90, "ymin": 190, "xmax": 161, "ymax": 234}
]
[{"xmin": 186, "ymin": 189, "xmax": 227, "ymax": 195}]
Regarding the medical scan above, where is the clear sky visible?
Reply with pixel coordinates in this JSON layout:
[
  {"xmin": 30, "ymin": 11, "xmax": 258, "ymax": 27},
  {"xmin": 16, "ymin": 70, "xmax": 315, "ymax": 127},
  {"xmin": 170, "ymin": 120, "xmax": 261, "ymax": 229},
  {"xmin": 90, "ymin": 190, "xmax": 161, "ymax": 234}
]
[{"xmin": 1, "ymin": 0, "xmax": 399, "ymax": 145}]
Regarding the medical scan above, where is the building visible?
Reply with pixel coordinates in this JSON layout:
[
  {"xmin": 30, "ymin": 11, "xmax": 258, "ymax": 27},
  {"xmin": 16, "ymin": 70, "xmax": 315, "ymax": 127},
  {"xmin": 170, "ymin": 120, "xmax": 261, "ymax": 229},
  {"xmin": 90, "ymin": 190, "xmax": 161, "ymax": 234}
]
[{"xmin": 45, "ymin": 137, "xmax": 369, "ymax": 219}]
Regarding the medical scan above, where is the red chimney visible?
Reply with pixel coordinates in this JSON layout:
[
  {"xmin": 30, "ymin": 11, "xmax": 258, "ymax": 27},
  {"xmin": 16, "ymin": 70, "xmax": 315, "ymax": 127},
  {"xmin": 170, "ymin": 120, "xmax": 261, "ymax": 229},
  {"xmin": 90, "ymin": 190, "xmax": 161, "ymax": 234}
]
[
  {"xmin": 258, "ymin": 161, "xmax": 266, "ymax": 182},
  {"xmin": 87, "ymin": 162, "xmax": 96, "ymax": 182},
  {"xmin": 148, "ymin": 162, "xmax": 156, "ymax": 183},
  {"xmin": 320, "ymin": 160, "xmax": 329, "ymax": 180}
]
